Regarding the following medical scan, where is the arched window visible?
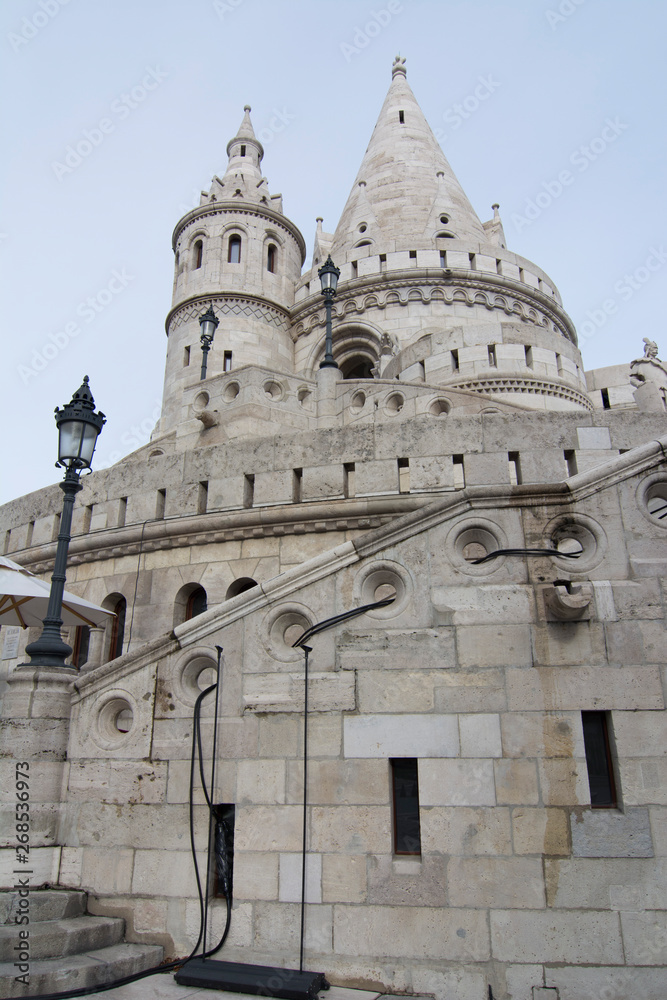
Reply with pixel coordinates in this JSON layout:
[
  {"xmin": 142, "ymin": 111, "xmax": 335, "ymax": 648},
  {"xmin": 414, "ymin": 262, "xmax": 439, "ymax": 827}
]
[
  {"xmin": 226, "ymin": 578, "xmax": 258, "ymax": 600},
  {"xmin": 228, "ymin": 236, "xmax": 242, "ymax": 264},
  {"xmin": 186, "ymin": 586, "xmax": 207, "ymax": 620},
  {"xmin": 107, "ymin": 596, "xmax": 126, "ymax": 661},
  {"xmin": 267, "ymin": 244, "xmax": 277, "ymax": 273},
  {"xmin": 193, "ymin": 240, "xmax": 203, "ymax": 269},
  {"xmin": 341, "ymin": 356, "xmax": 375, "ymax": 379}
]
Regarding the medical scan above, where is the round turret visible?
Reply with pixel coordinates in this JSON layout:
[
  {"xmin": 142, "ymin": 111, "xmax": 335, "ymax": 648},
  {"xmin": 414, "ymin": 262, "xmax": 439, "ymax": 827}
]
[{"xmin": 158, "ymin": 107, "xmax": 306, "ymax": 435}]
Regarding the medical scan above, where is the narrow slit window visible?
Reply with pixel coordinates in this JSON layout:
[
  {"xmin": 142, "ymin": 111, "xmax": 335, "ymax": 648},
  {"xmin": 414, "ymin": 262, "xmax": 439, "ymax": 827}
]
[
  {"xmin": 52, "ymin": 514, "xmax": 60, "ymax": 542},
  {"xmin": 496, "ymin": 258, "xmax": 503, "ymax": 275},
  {"xmin": 83, "ymin": 505, "xmax": 93, "ymax": 534},
  {"xmin": 518, "ymin": 267, "xmax": 525, "ymax": 282},
  {"xmin": 184, "ymin": 345, "xmax": 191, "ymax": 367},
  {"xmin": 118, "ymin": 497, "xmax": 127, "ymax": 528},
  {"xmin": 469, "ymin": 253, "xmax": 476, "ymax": 270},
  {"xmin": 398, "ymin": 110, "xmax": 405, "ymax": 123},
  {"xmin": 267, "ymin": 244, "xmax": 276, "ymax": 273},
  {"xmin": 243, "ymin": 474, "xmax": 255, "ymax": 509},
  {"xmin": 194, "ymin": 240, "xmax": 203, "ymax": 270},
  {"xmin": 293, "ymin": 468, "xmax": 302, "ymax": 503},
  {"xmin": 582, "ymin": 711, "xmax": 618, "ymax": 808},
  {"xmin": 223, "ymin": 351, "xmax": 233, "ymax": 372},
  {"xmin": 240, "ymin": 144, "xmax": 246, "ymax": 156},
  {"xmin": 391, "ymin": 759, "xmax": 421, "ymax": 855},
  {"xmin": 398, "ymin": 457, "xmax": 410, "ymax": 494},
  {"xmin": 228, "ymin": 235, "xmax": 242, "ymax": 264},
  {"xmin": 3, "ymin": 529, "xmax": 10, "ymax": 554},
  {"xmin": 453, "ymin": 454, "xmax": 465, "ymax": 488},
  {"xmin": 156, "ymin": 489, "xmax": 166, "ymax": 520},
  {"xmin": 26, "ymin": 521, "xmax": 34, "ymax": 547},
  {"xmin": 525, "ymin": 345, "xmax": 533, "ymax": 369},
  {"xmin": 379, "ymin": 254, "xmax": 387, "ymax": 272},
  {"xmin": 601, "ymin": 387, "xmax": 611, "ymax": 410},
  {"xmin": 488, "ymin": 344, "xmax": 497, "ymax": 367},
  {"xmin": 508, "ymin": 452, "xmax": 522, "ymax": 485},
  {"xmin": 451, "ymin": 349, "xmax": 459, "ymax": 372},
  {"xmin": 440, "ymin": 250, "xmax": 447, "ymax": 267},
  {"xmin": 198, "ymin": 481, "xmax": 208, "ymax": 515},
  {"xmin": 556, "ymin": 353, "xmax": 563, "ymax": 375},
  {"xmin": 351, "ymin": 260, "xmax": 358, "ymax": 278},
  {"xmin": 344, "ymin": 462, "xmax": 356, "ymax": 498}
]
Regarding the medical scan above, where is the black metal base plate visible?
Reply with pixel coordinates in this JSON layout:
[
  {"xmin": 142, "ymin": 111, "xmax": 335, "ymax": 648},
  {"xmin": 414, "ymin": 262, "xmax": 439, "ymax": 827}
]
[{"xmin": 174, "ymin": 958, "xmax": 330, "ymax": 999}]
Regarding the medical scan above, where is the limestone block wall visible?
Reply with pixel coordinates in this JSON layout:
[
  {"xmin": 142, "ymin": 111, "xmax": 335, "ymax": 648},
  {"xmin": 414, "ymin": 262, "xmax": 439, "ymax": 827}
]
[{"xmin": 31, "ymin": 445, "xmax": 667, "ymax": 998}]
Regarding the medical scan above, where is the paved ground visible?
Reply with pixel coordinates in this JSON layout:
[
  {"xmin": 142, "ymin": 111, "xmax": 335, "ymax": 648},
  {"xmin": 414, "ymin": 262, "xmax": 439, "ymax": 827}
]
[{"xmin": 100, "ymin": 980, "xmax": 384, "ymax": 1000}]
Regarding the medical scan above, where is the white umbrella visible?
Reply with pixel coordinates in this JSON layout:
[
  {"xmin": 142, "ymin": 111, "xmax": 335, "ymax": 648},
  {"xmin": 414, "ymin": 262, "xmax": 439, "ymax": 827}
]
[{"xmin": 0, "ymin": 555, "xmax": 115, "ymax": 629}]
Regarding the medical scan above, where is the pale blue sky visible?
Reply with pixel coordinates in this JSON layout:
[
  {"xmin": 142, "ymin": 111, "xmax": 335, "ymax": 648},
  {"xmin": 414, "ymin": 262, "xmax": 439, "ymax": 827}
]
[{"xmin": 1, "ymin": 0, "xmax": 666, "ymax": 504}]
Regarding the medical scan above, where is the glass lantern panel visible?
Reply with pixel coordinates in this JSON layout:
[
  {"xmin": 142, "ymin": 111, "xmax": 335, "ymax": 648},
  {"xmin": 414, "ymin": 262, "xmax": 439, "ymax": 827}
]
[{"xmin": 58, "ymin": 420, "xmax": 85, "ymax": 463}]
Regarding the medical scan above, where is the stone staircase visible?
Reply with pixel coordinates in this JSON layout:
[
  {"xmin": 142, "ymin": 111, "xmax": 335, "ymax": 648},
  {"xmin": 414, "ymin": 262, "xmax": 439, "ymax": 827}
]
[{"xmin": 0, "ymin": 889, "xmax": 163, "ymax": 997}]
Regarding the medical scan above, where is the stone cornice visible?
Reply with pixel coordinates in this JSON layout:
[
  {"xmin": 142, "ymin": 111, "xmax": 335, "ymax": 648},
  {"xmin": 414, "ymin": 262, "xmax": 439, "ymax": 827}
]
[
  {"xmin": 16, "ymin": 496, "xmax": 427, "ymax": 575},
  {"xmin": 449, "ymin": 376, "xmax": 593, "ymax": 411},
  {"xmin": 290, "ymin": 268, "xmax": 578, "ymax": 345},
  {"xmin": 172, "ymin": 202, "xmax": 307, "ymax": 262},
  {"xmin": 165, "ymin": 292, "xmax": 292, "ymax": 336}
]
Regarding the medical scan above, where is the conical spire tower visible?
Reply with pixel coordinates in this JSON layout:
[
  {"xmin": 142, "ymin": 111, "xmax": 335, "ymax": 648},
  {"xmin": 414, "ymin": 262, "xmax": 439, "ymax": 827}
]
[{"xmin": 331, "ymin": 56, "xmax": 487, "ymax": 261}]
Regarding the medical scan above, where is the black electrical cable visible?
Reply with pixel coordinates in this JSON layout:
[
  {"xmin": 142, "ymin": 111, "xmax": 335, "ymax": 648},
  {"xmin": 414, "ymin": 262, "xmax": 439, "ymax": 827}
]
[
  {"xmin": 471, "ymin": 547, "xmax": 581, "ymax": 564},
  {"xmin": 19, "ymin": 669, "xmax": 231, "ymax": 1000}
]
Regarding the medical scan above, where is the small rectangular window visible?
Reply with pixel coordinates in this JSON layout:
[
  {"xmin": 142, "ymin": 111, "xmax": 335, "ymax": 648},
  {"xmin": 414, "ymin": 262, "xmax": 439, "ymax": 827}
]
[
  {"xmin": 397, "ymin": 457, "xmax": 410, "ymax": 494},
  {"xmin": 468, "ymin": 253, "xmax": 476, "ymax": 270},
  {"xmin": 398, "ymin": 110, "xmax": 405, "ymax": 123},
  {"xmin": 453, "ymin": 454, "xmax": 465, "ymax": 488},
  {"xmin": 198, "ymin": 481, "xmax": 208, "ymax": 515},
  {"xmin": 26, "ymin": 521, "xmax": 34, "ymax": 547},
  {"xmin": 508, "ymin": 452, "xmax": 522, "ymax": 485},
  {"xmin": 243, "ymin": 474, "xmax": 255, "ymax": 509},
  {"xmin": 351, "ymin": 260, "xmax": 358, "ymax": 278},
  {"xmin": 496, "ymin": 258, "xmax": 503, "ymax": 275},
  {"xmin": 344, "ymin": 462, "xmax": 356, "ymax": 498},
  {"xmin": 391, "ymin": 759, "xmax": 421, "ymax": 855},
  {"xmin": 52, "ymin": 514, "xmax": 61, "ymax": 542},
  {"xmin": 409, "ymin": 250, "xmax": 417, "ymax": 261},
  {"xmin": 240, "ymin": 144, "xmax": 246, "ymax": 156},
  {"xmin": 564, "ymin": 450, "xmax": 578, "ymax": 477},
  {"xmin": 488, "ymin": 344, "xmax": 497, "ymax": 367},
  {"xmin": 156, "ymin": 489, "xmax": 166, "ymax": 520},
  {"xmin": 293, "ymin": 468, "xmax": 302, "ymax": 503},
  {"xmin": 118, "ymin": 497, "xmax": 127, "ymax": 528},
  {"xmin": 582, "ymin": 711, "xmax": 618, "ymax": 808},
  {"xmin": 440, "ymin": 250, "xmax": 447, "ymax": 267},
  {"xmin": 183, "ymin": 346, "xmax": 191, "ymax": 367},
  {"xmin": 223, "ymin": 351, "xmax": 233, "ymax": 372},
  {"xmin": 451, "ymin": 349, "xmax": 459, "ymax": 372},
  {"xmin": 524, "ymin": 345, "xmax": 533, "ymax": 369},
  {"xmin": 518, "ymin": 267, "xmax": 525, "ymax": 282},
  {"xmin": 601, "ymin": 387, "xmax": 611, "ymax": 410},
  {"xmin": 3, "ymin": 529, "xmax": 10, "ymax": 554}
]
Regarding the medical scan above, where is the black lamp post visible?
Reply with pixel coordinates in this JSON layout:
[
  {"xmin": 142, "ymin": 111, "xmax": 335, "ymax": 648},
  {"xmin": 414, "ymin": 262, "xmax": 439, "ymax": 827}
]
[
  {"xmin": 318, "ymin": 255, "xmax": 340, "ymax": 369},
  {"xmin": 24, "ymin": 377, "xmax": 105, "ymax": 668},
  {"xmin": 199, "ymin": 306, "xmax": 219, "ymax": 380}
]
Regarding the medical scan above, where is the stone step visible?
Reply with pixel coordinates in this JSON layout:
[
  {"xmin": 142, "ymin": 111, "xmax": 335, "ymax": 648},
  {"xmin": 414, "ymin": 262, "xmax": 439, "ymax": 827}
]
[
  {"xmin": 0, "ymin": 941, "xmax": 164, "ymax": 998},
  {"xmin": 1, "ymin": 889, "xmax": 87, "ymax": 925},
  {"xmin": 0, "ymin": 913, "xmax": 124, "ymax": 961}
]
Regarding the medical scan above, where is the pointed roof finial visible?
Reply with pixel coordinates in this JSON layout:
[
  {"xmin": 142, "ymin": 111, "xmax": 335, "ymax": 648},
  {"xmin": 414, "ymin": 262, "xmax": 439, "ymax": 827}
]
[
  {"xmin": 226, "ymin": 104, "xmax": 263, "ymax": 160},
  {"xmin": 392, "ymin": 55, "xmax": 407, "ymax": 78}
]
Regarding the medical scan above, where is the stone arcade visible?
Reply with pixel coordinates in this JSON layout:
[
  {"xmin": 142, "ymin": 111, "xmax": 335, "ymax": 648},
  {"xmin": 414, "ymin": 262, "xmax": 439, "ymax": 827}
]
[{"xmin": 1, "ymin": 58, "xmax": 667, "ymax": 1000}]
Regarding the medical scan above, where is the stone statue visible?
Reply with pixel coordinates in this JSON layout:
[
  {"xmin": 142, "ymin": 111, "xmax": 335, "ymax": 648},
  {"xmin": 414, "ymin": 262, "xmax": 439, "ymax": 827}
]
[{"xmin": 643, "ymin": 338, "xmax": 659, "ymax": 359}]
